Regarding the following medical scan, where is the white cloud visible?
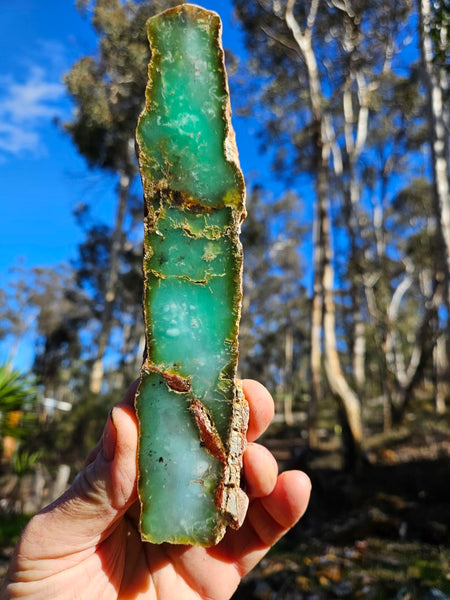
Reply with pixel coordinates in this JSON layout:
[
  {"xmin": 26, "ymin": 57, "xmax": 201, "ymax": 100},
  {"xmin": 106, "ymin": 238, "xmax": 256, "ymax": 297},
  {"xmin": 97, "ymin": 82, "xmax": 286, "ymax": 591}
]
[
  {"xmin": 0, "ymin": 63, "xmax": 66, "ymax": 160},
  {"xmin": 0, "ymin": 122, "xmax": 39, "ymax": 154}
]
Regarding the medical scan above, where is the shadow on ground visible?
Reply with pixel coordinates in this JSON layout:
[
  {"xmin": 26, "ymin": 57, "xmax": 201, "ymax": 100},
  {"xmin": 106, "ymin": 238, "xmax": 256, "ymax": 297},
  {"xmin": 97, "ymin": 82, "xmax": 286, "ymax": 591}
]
[{"xmin": 233, "ymin": 434, "xmax": 450, "ymax": 600}]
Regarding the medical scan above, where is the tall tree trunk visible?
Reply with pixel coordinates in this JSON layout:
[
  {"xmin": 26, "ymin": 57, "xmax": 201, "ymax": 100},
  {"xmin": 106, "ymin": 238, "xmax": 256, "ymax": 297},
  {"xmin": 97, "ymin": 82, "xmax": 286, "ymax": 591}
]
[
  {"xmin": 90, "ymin": 171, "xmax": 131, "ymax": 394},
  {"xmin": 283, "ymin": 327, "xmax": 295, "ymax": 425},
  {"xmin": 309, "ymin": 212, "xmax": 324, "ymax": 448},
  {"xmin": 419, "ymin": 0, "xmax": 450, "ymax": 422},
  {"xmin": 419, "ymin": 0, "xmax": 450, "ymax": 308},
  {"xmin": 434, "ymin": 329, "xmax": 448, "ymax": 414},
  {"xmin": 285, "ymin": 0, "xmax": 324, "ymax": 449},
  {"xmin": 353, "ymin": 316, "xmax": 366, "ymax": 391},
  {"xmin": 318, "ymin": 166, "xmax": 364, "ymax": 469},
  {"xmin": 286, "ymin": 0, "xmax": 364, "ymax": 467},
  {"xmin": 342, "ymin": 71, "xmax": 370, "ymax": 392}
]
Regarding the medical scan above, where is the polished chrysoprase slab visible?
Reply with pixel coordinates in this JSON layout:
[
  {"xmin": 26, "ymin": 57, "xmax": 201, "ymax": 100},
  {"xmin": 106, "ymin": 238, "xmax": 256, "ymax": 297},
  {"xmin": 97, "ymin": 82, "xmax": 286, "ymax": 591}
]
[{"xmin": 135, "ymin": 4, "xmax": 247, "ymax": 546}]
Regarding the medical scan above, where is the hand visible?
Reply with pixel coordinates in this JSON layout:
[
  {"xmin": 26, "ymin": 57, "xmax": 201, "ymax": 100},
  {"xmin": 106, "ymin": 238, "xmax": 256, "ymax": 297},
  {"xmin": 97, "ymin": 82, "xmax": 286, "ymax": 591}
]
[{"xmin": 1, "ymin": 380, "xmax": 311, "ymax": 600}]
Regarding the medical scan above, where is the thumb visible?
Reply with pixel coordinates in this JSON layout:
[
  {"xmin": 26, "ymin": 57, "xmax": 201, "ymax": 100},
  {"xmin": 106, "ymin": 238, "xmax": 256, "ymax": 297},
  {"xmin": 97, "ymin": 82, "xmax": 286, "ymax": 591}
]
[
  {"xmin": 68, "ymin": 402, "xmax": 139, "ymax": 539},
  {"xmin": 21, "ymin": 393, "xmax": 139, "ymax": 559}
]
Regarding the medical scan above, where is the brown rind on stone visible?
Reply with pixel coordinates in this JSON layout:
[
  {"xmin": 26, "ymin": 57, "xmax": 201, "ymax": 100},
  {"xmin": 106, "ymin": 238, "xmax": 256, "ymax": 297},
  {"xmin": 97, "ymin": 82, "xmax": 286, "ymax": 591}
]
[{"xmin": 217, "ymin": 381, "xmax": 249, "ymax": 529}]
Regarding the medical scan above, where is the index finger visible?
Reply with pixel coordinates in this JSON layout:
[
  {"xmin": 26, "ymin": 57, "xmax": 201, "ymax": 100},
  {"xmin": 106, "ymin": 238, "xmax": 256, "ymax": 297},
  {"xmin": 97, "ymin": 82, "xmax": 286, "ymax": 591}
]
[
  {"xmin": 242, "ymin": 379, "xmax": 275, "ymax": 442},
  {"xmin": 119, "ymin": 378, "xmax": 140, "ymax": 407},
  {"xmin": 120, "ymin": 378, "xmax": 273, "ymax": 442}
]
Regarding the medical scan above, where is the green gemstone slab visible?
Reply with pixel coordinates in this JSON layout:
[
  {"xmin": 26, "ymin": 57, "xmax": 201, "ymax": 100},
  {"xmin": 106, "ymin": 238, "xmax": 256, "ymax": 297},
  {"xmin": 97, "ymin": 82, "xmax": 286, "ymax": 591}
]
[{"xmin": 135, "ymin": 4, "xmax": 248, "ymax": 547}]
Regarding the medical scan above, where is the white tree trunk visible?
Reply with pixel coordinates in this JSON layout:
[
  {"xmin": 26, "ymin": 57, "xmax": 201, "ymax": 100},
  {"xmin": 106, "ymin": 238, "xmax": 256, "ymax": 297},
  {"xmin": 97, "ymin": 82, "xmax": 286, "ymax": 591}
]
[
  {"xmin": 434, "ymin": 331, "xmax": 448, "ymax": 414},
  {"xmin": 283, "ymin": 328, "xmax": 295, "ymax": 425},
  {"xmin": 419, "ymin": 0, "xmax": 450, "ymax": 301},
  {"xmin": 285, "ymin": 0, "xmax": 364, "ymax": 463}
]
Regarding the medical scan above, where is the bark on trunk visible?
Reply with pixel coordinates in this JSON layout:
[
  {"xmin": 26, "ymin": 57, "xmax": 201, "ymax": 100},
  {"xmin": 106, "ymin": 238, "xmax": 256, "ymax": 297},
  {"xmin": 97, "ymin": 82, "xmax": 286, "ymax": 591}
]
[
  {"xmin": 283, "ymin": 327, "xmax": 295, "ymax": 425},
  {"xmin": 309, "ymin": 229, "xmax": 323, "ymax": 448},
  {"xmin": 419, "ymin": 0, "xmax": 450, "ymax": 419},
  {"xmin": 285, "ymin": 0, "xmax": 324, "ymax": 449},
  {"xmin": 318, "ymin": 167, "xmax": 364, "ymax": 467},
  {"xmin": 419, "ymin": 0, "xmax": 450, "ymax": 307},
  {"xmin": 434, "ymin": 330, "xmax": 448, "ymax": 414},
  {"xmin": 342, "ymin": 73, "xmax": 370, "ymax": 392},
  {"xmin": 353, "ymin": 317, "xmax": 366, "ymax": 390}
]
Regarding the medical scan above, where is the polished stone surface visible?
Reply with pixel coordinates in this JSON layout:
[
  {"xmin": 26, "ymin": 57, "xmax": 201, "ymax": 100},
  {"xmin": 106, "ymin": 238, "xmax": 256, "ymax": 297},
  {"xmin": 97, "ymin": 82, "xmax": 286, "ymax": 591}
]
[{"xmin": 135, "ymin": 4, "xmax": 247, "ymax": 546}]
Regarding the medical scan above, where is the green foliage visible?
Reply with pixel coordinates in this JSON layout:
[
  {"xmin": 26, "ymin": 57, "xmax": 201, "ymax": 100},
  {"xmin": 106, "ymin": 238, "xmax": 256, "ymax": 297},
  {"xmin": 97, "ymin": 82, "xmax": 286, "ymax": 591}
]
[
  {"xmin": 64, "ymin": 0, "xmax": 180, "ymax": 174},
  {"xmin": 0, "ymin": 513, "xmax": 31, "ymax": 547},
  {"xmin": 0, "ymin": 364, "xmax": 36, "ymax": 411},
  {"xmin": 0, "ymin": 363, "xmax": 40, "ymax": 441},
  {"xmin": 429, "ymin": 0, "xmax": 450, "ymax": 69},
  {"xmin": 29, "ymin": 266, "xmax": 90, "ymax": 390},
  {"xmin": 24, "ymin": 391, "xmax": 110, "ymax": 472},
  {"xmin": 12, "ymin": 448, "xmax": 43, "ymax": 477}
]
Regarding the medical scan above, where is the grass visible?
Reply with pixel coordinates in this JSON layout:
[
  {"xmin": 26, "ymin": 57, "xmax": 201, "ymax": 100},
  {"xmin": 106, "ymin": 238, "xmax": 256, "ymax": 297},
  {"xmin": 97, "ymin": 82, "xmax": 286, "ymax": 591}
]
[{"xmin": 234, "ymin": 539, "xmax": 450, "ymax": 599}]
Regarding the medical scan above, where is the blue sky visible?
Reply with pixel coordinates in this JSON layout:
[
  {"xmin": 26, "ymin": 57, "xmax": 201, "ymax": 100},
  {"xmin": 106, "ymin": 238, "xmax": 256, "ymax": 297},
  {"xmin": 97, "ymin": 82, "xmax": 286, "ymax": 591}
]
[
  {"xmin": 0, "ymin": 2, "xmax": 97, "ymax": 279},
  {"xmin": 0, "ymin": 1, "xmax": 254, "ymax": 277},
  {"xmin": 0, "ymin": 1, "xmax": 266, "ymax": 368}
]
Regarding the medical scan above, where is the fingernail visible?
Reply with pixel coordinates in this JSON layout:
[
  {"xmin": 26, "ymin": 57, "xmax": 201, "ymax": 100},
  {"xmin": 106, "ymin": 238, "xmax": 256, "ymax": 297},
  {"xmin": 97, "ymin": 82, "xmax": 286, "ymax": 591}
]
[{"xmin": 102, "ymin": 408, "xmax": 117, "ymax": 462}]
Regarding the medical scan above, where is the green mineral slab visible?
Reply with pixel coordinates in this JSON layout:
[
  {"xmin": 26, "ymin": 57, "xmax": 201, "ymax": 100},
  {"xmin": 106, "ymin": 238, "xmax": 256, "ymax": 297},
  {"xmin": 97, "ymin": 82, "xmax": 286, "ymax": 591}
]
[{"xmin": 135, "ymin": 4, "xmax": 248, "ymax": 546}]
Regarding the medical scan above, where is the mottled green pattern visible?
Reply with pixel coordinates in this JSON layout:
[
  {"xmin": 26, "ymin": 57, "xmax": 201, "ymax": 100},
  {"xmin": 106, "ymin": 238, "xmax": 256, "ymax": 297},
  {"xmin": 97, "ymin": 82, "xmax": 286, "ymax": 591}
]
[
  {"xmin": 138, "ymin": 10, "xmax": 242, "ymax": 207},
  {"xmin": 135, "ymin": 4, "xmax": 246, "ymax": 547},
  {"xmin": 138, "ymin": 371, "xmax": 222, "ymax": 544},
  {"xmin": 145, "ymin": 208, "xmax": 239, "ymax": 437}
]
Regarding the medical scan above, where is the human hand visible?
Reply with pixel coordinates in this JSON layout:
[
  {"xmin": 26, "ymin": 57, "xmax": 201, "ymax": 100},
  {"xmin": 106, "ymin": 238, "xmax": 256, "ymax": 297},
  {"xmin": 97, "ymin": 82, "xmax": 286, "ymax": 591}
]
[{"xmin": 1, "ymin": 379, "xmax": 311, "ymax": 600}]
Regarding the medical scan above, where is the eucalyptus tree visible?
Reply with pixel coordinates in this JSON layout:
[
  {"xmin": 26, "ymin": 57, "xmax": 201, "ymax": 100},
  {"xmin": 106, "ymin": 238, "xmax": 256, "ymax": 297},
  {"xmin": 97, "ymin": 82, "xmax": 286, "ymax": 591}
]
[
  {"xmin": 335, "ymin": 65, "xmax": 443, "ymax": 427},
  {"xmin": 0, "ymin": 265, "xmax": 88, "ymax": 400},
  {"xmin": 0, "ymin": 269, "xmax": 39, "ymax": 363},
  {"xmin": 234, "ymin": 0, "xmax": 416, "ymax": 466},
  {"xmin": 418, "ymin": 0, "xmax": 450, "ymax": 413},
  {"xmin": 73, "ymin": 201, "xmax": 146, "ymax": 392},
  {"xmin": 418, "ymin": 0, "xmax": 449, "ymax": 291},
  {"xmin": 30, "ymin": 265, "xmax": 91, "ymax": 400}
]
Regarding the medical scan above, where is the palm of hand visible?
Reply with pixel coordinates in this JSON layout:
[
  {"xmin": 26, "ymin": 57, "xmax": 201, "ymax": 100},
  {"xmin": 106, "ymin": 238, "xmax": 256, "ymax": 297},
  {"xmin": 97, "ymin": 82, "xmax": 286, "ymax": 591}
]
[{"xmin": 2, "ymin": 381, "xmax": 310, "ymax": 600}]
